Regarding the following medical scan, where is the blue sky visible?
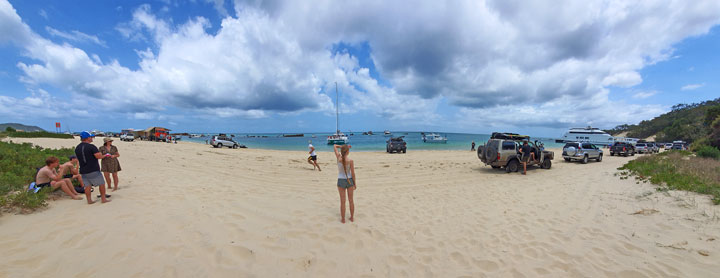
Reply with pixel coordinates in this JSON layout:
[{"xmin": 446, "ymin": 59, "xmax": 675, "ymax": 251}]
[{"xmin": 1, "ymin": 0, "xmax": 718, "ymax": 137}]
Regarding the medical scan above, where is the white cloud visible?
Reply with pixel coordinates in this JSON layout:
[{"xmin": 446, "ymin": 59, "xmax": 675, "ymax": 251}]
[
  {"xmin": 681, "ymin": 83, "xmax": 705, "ymax": 91},
  {"xmin": 632, "ymin": 90, "xmax": 658, "ymax": 99},
  {"xmin": 45, "ymin": 26, "xmax": 107, "ymax": 47},
  {"xmin": 2, "ymin": 0, "xmax": 720, "ymax": 129},
  {"xmin": 38, "ymin": 9, "xmax": 47, "ymax": 19},
  {"xmin": 206, "ymin": 0, "xmax": 228, "ymax": 17}
]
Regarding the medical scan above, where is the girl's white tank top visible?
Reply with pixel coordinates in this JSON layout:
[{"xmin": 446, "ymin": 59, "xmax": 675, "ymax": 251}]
[{"xmin": 337, "ymin": 162, "xmax": 352, "ymax": 179}]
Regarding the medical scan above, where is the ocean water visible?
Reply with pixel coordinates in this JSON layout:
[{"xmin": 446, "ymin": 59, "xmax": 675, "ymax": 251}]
[{"xmin": 181, "ymin": 132, "xmax": 565, "ymax": 152}]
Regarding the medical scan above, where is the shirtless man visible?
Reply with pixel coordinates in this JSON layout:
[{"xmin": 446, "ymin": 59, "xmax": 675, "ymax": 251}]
[
  {"xmin": 58, "ymin": 155, "xmax": 84, "ymax": 188},
  {"xmin": 36, "ymin": 156, "xmax": 83, "ymax": 200}
]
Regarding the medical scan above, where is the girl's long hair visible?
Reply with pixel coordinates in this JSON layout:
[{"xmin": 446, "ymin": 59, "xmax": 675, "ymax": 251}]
[{"xmin": 340, "ymin": 145, "xmax": 351, "ymax": 184}]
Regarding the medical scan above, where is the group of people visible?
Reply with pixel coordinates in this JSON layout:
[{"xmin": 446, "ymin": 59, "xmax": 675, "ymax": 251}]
[
  {"xmin": 307, "ymin": 141, "xmax": 357, "ymax": 223},
  {"xmin": 35, "ymin": 131, "xmax": 121, "ymax": 204}
]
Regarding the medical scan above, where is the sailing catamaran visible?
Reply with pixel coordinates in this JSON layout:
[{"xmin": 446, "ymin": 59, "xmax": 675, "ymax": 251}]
[{"xmin": 327, "ymin": 82, "xmax": 349, "ymax": 145}]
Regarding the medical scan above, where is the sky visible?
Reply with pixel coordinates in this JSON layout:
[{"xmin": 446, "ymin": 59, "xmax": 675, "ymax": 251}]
[{"xmin": 0, "ymin": 0, "xmax": 718, "ymax": 137}]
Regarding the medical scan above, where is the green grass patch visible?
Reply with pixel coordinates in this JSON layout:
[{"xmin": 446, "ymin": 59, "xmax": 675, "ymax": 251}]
[
  {"xmin": 2, "ymin": 131, "xmax": 74, "ymax": 139},
  {"xmin": 618, "ymin": 150, "xmax": 720, "ymax": 204},
  {"xmin": 0, "ymin": 141, "xmax": 75, "ymax": 212}
]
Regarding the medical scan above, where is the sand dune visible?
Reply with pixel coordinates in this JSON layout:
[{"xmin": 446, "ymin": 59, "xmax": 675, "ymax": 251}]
[{"xmin": 1, "ymin": 138, "xmax": 719, "ymax": 277}]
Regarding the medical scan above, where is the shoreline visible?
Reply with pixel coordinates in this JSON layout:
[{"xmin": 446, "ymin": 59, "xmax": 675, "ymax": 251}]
[{"xmin": 1, "ymin": 138, "xmax": 718, "ymax": 277}]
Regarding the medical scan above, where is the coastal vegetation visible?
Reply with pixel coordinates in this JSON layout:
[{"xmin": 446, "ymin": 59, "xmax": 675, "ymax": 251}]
[
  {"xmin": 0, "ymin": 141, "xmax": 75, "ymax": 212},
  {"xmin": 619, "ymin": 151, "xmax": 720, "ymax": 205},
  {"xmin": 605, "ymin": 97, "xmax": 720, "ymax": 144},
  {"xmin": 1, "ymin": 129, "xmax": 74, "ymax": 139}
]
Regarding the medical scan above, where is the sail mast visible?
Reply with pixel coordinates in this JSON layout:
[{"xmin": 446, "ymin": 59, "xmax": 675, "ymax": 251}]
[{"xmin": 335, "ymin": 82, "xmax": 339, "ymax": 135}]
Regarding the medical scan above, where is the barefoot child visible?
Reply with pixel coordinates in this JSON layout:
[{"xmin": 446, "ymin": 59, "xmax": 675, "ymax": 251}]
[
  {"xmin": 333, "ymin": 144, "xmax": 356, "ymax": 223},
  {"xmin": 307, "ymin": 140, "xmax": 321, "ymax": 171}
]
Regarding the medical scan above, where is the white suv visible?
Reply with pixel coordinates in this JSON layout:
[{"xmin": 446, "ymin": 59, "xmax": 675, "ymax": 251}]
[{"xmin": 120, "ymin": 133, "xmax": 135, "ymax": 141}]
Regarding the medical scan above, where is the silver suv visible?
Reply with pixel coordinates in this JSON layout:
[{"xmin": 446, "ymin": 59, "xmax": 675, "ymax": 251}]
[
  {"xmin": 647, "ymin": 142, "xmax": 659, "ymax": 153},
  {"xmin": 477, "ymin": 133, "xmax": 554, "ymax": 173},
  {"xmin": 211, "ymin": 135, "xmax": 241, "ymax": 149},
  {"xmin": 562, "ymin": 142, "xmax": 603, "ymax": 164},
  {"xmin": 635, "ymin": 143, "xmax": 650, "ymax": 154}
]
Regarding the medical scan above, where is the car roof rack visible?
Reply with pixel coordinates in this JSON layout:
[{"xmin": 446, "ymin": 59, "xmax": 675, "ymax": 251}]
[{"xmin": 491, "ymin": 132, "xmax": 530, "ymax": 141}]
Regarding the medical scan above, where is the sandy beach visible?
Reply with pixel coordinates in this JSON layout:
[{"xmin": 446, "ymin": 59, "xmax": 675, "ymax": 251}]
[{"xmin": 1, "ymin": 137, "xmax": 719, "ymax": 277}]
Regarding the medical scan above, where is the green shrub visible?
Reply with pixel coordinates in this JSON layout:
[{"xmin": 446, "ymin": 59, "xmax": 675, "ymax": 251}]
[
  {"xmin": 619, "ymin": 152, "xmax": 720, "ymax": 204},
  {"xmin": 6, "ymin": 131, "xmax": 74, "ymax": 139},
  {"xmin": 696, "ymin": 145, "xmax": 720, "ymax": 160},
  {"xmin": 8, "ymin": 188, "xmax": 50, "ymax": 210},
  {"xmin": 5, "ymin": 126, "xmax": 16, "ymax": 132},
  {"xmin": 0, "ymin": 141, "xmax": 75, "ymax": 211}
]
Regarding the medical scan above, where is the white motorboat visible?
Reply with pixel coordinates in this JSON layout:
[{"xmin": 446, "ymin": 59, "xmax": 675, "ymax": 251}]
[
  {"xmin": 422, "ymin": 133, "xmax": 447, "ymax": 143},
  {"xmin": 383, "ymin": 130, "xmax": 392, "ymax": 136},
  {"xmin": 555, "ymin": 126, "xmax": 614, "ymax": 146},
  {"xmin": 327, "ymin": 82, "xmax": 349, "ymax": 145}
]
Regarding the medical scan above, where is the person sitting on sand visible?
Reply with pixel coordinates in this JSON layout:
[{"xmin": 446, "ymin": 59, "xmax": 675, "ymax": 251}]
[
  {"xmin": 100, "ymin": 137, "xmax": 122, "ymax": 191},
  {"xmin": 58, "ymin": 155, "xmax": 84, "ymax": 188},
  {"xmin": 36, "ymin": 156, "xmax": 83, "ymax": 200},
  {"xmin": 333, "ymin": 144, "xmax": 356, "ymax": 223},
  {"xmin": 519, "ymin": 140, "xmax": 535, "ymax": 175},
  {"xmin": 307, "ymin": 140, "xmax": 321, "ymax": 171},
  {"xmin": 75, "ymin": 131, "xmax": 111, "ymax": 204}
]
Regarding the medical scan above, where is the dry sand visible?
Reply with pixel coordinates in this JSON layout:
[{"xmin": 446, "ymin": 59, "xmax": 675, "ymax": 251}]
[{"xmin": 1, "ymin": 138, "xmax": 719, "ymax": 277}]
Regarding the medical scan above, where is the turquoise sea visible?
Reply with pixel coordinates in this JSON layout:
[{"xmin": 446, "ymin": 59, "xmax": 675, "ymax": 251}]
[{"xmin": 180, "ymin": 132, "xmax": 565, "ymax": 152}]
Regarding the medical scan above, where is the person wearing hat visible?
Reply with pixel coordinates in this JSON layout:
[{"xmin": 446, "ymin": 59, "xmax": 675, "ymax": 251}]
[
  {"xmin": 75, "ymin": 131, "xmax": 111, "ymax": 204},
  {"xmin": 100, "ymin": 137, "xmax": 122, "ymax": 191},
  {"xmin": 58, "ymin": 155, "xmax": 84, "ymax": 192}
]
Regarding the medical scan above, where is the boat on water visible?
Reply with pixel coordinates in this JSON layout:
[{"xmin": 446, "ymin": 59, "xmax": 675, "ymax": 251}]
[
  {"xmin": 327, "ymin": 132, "xmax": 349, "ymax": 144},
  {"xmin": 189, "ymin": 134, "xmax": 202, "ymax": 138},
  {"xmin": 367, "ymin": 131, "xmax": 374, "ymax": 135},
  {"xmin": 282, "ymin": 133, "xmax": 304, "ymax": 137},
  {"xmin": 383, "ymin": 130, "xmax": 392, "ymax": 136},
  {"xmin": 555, "ymin": 126, "xmax": 615, "ymax": 146},
  {"xmin": 327, "ymin": 82, "xmax": 349, "ymax": 145},
  {"xmin": 422, "ymin": 133, "xmax": 448, "ymax": 143}
]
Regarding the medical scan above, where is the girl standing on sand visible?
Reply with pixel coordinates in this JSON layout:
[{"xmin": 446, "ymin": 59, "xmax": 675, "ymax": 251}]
[
  {"xmin": 333, "ymin": 144, "xmax": 356, "ymax": 223},
  {"xmin": 100, "ymin": 137, "xmax": 122, "ymax": 191}
]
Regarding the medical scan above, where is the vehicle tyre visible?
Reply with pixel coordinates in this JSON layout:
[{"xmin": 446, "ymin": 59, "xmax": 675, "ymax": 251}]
[
  {"xmin": 506, "ymin": 160, "xmax": 519, "ymax": 173},
  {"xmin": 631, "ymin": 151, "xmax": 635, "ymax": 156},
  {"xmin": 477, "ymin": 146, "xmax": 485, "ymax": 160},
  {"xmin": 217, "ymin": 143, "xmax": 223, "ymax": 148},
  {"xmin": 485, "ymin": 147, "xmax": 498, "ymax": 163},
  {"xmin": 564, "ymin": 158, "xmax": 570, "ymax": 162},
  {"xmin": 610, "ymin": 152, "xmax": 614, "ymax": 156},
  {"xmin": 491, "ymin": 165, "xmax": 501, "ymax": 169},
  {"xmin": 597, "ymin": 154, "xmax": 603, "ymax": 162},
  {"xmin": 542, "ymin": 159, "xmax": 552, "ymax": 169},
  {"xmin": 233, "ymin": 144, "xmax": 238, "ymax": 149},
  {"xmin": 581, "ymin": 155, "xmax": 588, "ymax": 164}
]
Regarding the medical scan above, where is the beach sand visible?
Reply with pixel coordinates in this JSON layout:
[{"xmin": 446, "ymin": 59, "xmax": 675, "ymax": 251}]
[{"xmin": 1, "ymin": 138, "xmax": 719, "ymax": 277}]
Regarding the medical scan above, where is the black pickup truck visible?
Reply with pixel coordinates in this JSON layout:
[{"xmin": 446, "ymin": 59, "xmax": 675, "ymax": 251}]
[{"xmin": 610, "ymin": 142, "xmax": 635, "ymax": 157}]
